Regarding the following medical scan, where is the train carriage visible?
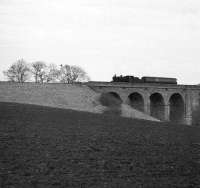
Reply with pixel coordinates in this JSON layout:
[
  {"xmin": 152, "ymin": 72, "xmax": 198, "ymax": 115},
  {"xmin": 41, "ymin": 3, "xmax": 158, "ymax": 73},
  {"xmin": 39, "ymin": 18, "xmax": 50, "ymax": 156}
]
[{"xmin": 142, "ymin": 77, "xmax": 177, "ymax": 84}]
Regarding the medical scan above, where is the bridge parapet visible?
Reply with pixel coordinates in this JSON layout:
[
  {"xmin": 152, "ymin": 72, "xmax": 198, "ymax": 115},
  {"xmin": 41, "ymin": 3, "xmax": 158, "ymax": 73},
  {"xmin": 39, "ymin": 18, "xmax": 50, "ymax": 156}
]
[{"xmin": 87, "ymin": 81, "xmax": 200, "ymax": 90}]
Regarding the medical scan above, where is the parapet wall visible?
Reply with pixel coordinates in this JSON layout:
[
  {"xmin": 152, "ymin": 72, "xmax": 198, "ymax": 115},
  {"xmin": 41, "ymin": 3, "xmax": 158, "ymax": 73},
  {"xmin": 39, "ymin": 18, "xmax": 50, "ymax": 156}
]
[{"xmin": 87, "ymin": 81, "xmax": 200, "ymax": 89}]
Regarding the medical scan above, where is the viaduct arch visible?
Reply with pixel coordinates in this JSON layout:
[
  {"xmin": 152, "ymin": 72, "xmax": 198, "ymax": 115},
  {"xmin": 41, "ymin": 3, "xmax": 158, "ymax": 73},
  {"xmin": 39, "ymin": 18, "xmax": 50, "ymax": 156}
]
[
  {"xmin": 128, "ymin": 92, "xmax": 144, "ymax": 112},
  {"xmin": 100, "ymin": 92, "xmax": 122, "ymax": 107},
  {"xmin": 87, "ymin": 82, "xmax": 200, "ymax": 125},
  {"xmin": 150, "ymin": 93, "xmax": 165, "ymax": 120},
  {"xmin": 106, "ymin": 92, "xmax": 123, "ymax": 103},
  {"xmin": 169, "ymin": 93, "xmax": 185, "ymax": 123}
]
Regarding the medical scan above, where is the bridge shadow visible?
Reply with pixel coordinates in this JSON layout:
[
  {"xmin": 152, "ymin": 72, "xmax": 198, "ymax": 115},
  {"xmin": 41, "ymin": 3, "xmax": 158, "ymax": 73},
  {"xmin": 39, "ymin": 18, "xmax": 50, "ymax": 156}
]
[
  {"xmin": 150, "ymin": 93, "xmax": 165, "ymax": 121},
  {"xmin": 169, "ymin": 93, "xmax": 185, "ymax": 124}
]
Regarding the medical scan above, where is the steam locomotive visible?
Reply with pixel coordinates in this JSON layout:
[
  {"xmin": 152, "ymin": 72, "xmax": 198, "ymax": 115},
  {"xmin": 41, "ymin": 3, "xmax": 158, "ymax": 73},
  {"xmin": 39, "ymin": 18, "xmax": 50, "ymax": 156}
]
[{"xmin": 112, "ymin": 75, "xmax": 177, "ymax": 85}]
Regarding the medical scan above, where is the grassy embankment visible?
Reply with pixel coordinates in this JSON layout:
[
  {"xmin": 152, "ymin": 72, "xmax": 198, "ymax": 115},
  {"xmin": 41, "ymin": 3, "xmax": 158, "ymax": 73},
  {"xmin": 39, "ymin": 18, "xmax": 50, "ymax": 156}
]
[{"xmin": 0, "ymin": 102, "xmax": 200, "ymax": 187}]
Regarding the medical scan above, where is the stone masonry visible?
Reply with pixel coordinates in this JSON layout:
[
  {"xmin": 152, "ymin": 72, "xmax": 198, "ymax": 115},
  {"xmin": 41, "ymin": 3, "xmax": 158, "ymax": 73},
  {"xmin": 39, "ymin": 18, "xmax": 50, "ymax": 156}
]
[{"xmin": 87, "ymin": 82, "xmax": 200, "ymax": 125}]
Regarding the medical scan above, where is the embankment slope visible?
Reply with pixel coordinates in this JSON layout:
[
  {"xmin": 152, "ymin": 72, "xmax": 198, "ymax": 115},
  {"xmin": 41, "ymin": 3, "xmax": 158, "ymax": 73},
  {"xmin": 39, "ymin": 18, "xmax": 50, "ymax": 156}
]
[
  {"xmin": 0, "ymin": 82, "xmax": 158, "ymax": 121},
  {"xmin": 0, "ymin": 82, "xmax": 104, "ymax": 113}
]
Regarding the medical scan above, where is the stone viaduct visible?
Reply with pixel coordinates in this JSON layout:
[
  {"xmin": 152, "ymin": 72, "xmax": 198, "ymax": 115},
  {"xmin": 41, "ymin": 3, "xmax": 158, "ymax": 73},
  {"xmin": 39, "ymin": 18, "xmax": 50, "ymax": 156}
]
[{"xmin": 87, "ymin": 81, "xmax": 200, "ymax": 125}]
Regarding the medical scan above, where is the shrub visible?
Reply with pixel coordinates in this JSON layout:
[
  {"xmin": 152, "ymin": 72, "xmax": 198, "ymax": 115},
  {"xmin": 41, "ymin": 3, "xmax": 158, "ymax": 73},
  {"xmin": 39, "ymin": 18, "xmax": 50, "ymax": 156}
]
[
  {"xmin": 99, "ymin": 93, "xmax": 122, "ymax": 116},
  {"xmin": 99, "ymin": 93, "xmax": 122, "ymax": 107}
]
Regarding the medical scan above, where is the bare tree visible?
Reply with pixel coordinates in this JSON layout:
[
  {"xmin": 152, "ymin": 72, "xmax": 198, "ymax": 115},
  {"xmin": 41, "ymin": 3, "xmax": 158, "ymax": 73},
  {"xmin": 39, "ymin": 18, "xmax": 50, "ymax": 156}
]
[
  {"xmin": 58, "ymin": 64, "xmax": 90, "ymax": 83},
  {"xmin": 46, "ymin": 64, "xmax": 60, "ymax": 83},
  {"xmin": 3, "ymin": 60, "xmax": 90, "ymax": 83},
  {"xmin": 3, "ymin": 59, "xmax": 30, "ymax": 82},
  {"xmin": 31, "ymin": 61, "xmax": 47, "ymax": 83},
  {"xmin": 71, "ymin": 65, "xmax": 90, "ymax": 82},
  {"xmin": 58, "ymin": 64, "xmax": 72, "ymax": 83}
]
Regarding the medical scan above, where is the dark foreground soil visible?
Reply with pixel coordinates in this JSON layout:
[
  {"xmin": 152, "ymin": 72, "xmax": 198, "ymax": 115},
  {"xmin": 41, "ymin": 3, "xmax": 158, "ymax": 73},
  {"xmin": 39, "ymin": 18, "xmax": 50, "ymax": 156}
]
[{"xmin": 0, "ymin": 102, "xmax": 200, "ymax": 188}]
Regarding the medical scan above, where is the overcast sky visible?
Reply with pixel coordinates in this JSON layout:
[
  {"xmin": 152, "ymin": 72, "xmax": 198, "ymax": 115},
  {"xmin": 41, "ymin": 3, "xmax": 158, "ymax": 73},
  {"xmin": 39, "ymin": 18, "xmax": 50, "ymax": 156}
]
[{"xmin": 0, "ymin": 0, "xmax": 200, "ymax": 84}]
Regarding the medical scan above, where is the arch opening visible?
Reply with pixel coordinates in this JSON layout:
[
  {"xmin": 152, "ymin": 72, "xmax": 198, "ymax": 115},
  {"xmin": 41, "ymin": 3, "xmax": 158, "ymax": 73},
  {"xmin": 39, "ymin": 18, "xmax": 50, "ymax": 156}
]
[
  {"xmin": 150, "ymin": 93, "xmax": 165, "ymax": 120},
  {"xmin": 128, "ymin": 92, "xmax": 144, "ymax": 112},
  {"xmin": 169, "ymin": 93, "xmax": 184, "ymax": 123},
  {"xmin": 99, "ymin": 92, "xmax": 122, "ymax": 107}
]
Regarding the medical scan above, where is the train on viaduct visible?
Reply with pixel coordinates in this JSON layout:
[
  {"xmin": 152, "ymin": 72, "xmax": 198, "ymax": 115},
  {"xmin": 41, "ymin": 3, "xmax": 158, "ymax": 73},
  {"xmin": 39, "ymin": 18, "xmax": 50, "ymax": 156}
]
[{"xmin": 87, "ymin": 77, "xmax": 200, "ymax": 125}]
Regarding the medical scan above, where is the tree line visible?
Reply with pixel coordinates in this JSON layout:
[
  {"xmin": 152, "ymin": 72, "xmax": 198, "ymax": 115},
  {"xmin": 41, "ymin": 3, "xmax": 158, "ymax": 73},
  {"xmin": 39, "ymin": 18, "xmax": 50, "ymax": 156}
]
[{"xmin": 3, "ymin": 59, "xmax": 90, "ymax": 83}]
